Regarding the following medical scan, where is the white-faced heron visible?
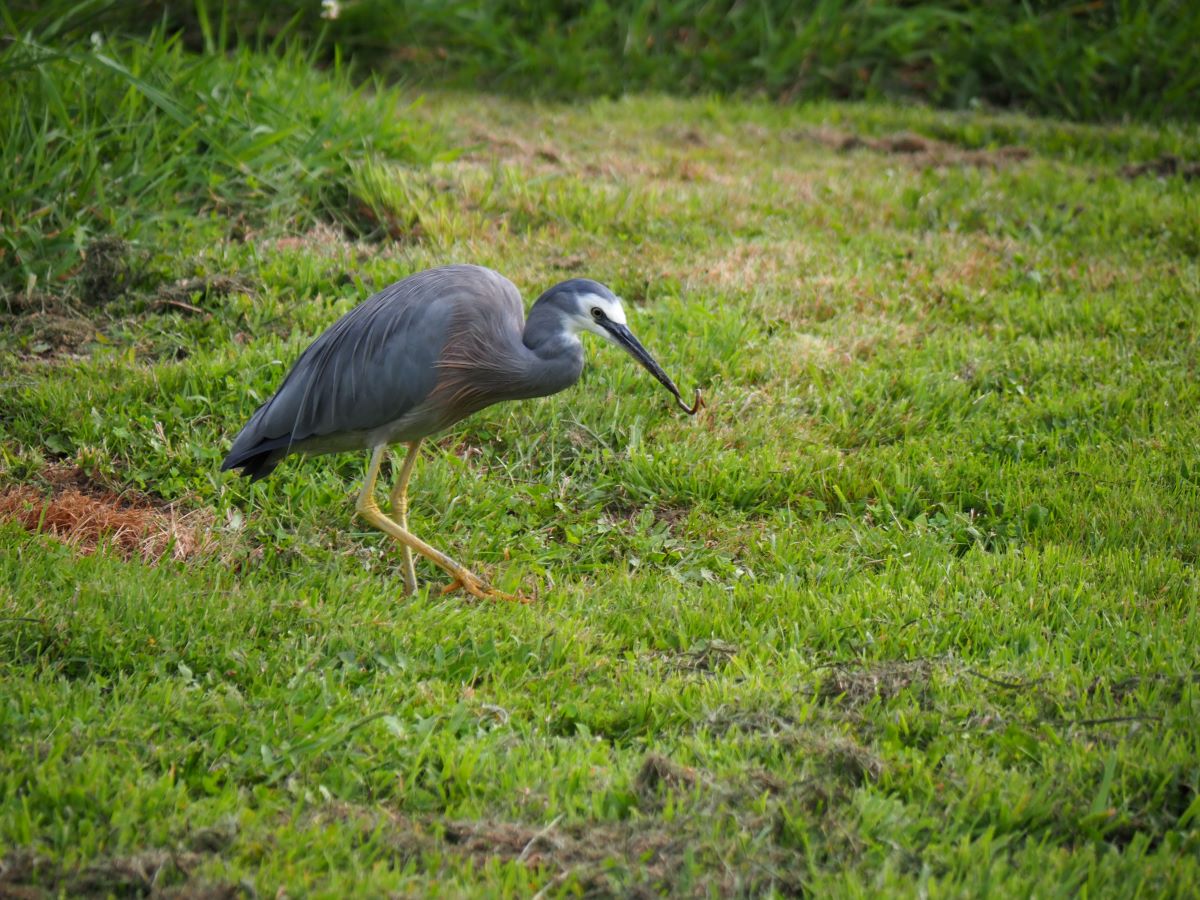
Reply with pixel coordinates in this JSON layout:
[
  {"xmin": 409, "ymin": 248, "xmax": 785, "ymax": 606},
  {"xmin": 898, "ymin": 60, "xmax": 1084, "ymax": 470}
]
[{"xmin": 221, "ymin": 264, "xmax": 700, "ymax": 601}]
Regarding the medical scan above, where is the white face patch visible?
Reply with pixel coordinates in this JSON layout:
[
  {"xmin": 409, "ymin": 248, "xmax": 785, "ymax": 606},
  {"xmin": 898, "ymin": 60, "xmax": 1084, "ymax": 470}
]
[
  {"xmin": 567, "ymin": 291, "xmax": 628, "ymax": 344},
  {"xmin": 580, "ymin": 292, "xmax": 627, "ymax": 325}
]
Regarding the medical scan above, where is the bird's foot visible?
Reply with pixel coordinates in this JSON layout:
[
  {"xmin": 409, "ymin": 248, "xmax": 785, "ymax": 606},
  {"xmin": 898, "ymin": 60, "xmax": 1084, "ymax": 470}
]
[{"xmin": 440, "ymin": 572, "xmax": 531, "ymax": 604}]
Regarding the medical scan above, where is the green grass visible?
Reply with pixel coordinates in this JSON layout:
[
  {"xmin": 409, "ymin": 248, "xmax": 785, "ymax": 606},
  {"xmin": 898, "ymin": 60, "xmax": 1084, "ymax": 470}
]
[
  {"xmin": 11, "ymin": 0, "xmax": 1200, "ymax": 123},
  {"xmin": 3, "ymin": 89, "xmax": 1200, "ymax": 895},
  {"xmin": 0, "ymin": 21, "xmax": 437, "ymax": 302}
]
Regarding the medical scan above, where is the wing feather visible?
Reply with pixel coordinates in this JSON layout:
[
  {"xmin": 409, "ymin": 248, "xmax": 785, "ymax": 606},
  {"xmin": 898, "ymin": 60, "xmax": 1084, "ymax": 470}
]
[{"xmin": 222, "ymin": 265, "xmax": 523, "ymax": 471}]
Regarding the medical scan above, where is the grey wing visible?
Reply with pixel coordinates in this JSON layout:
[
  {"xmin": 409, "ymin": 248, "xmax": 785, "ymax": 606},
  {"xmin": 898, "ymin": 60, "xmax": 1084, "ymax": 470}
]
[{"xmin": 221, "ymin": 265, "xmax": 519, "ymax": 478}]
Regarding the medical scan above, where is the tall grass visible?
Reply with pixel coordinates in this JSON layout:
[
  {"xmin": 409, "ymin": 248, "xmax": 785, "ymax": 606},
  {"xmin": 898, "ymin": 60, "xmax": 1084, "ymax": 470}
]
[
  {"xmin": 0, "ymin": 17, "xmax": 434, "ymax": 301},
  {"xmin": 9, "ymin": 0, "xmax": 1199, "ymax": 123}
]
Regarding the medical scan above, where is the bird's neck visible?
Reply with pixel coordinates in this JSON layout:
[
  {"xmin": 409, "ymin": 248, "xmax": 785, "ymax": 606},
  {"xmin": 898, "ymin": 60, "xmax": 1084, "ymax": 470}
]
[{"xmin": 520, "ymin": 303, "xmax": 585, "ymax": 398}]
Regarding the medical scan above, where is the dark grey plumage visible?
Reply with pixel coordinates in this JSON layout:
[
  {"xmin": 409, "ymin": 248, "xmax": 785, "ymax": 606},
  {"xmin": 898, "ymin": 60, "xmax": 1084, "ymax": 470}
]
[{"xmin": 222, "ymin": 266, "xmax": 628, "ymax": 480}]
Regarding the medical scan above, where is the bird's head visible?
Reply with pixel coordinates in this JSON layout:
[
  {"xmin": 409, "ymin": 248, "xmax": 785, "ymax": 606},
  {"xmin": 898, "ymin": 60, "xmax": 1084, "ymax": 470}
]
[{"xmin": 534, "ymin": 279, "xmax": 701, "ymax": 414}]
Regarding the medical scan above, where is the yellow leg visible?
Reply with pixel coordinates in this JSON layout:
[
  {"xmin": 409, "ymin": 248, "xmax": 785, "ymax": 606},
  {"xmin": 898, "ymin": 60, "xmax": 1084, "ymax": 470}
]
[
  {"xmin": 355, "ymin": 444, "xmax": 525, "ymax": 603},
  {"xmin": 388, "ymin": 440, "xmax": 421, "ymax": 595}
]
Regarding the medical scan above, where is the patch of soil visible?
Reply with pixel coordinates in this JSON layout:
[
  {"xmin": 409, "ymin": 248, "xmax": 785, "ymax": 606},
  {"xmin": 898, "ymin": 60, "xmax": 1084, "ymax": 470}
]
[
  {"xmin": 0, "ymin": 465, "xmax": 213, "ymax": 563},
  {"xmin": 1120, "ymin": 154, "xmax": 1200, "ymax": 180},
  {"xmin": 795, "ymin": 127, "xmax": 1030, "ymax": 169}
]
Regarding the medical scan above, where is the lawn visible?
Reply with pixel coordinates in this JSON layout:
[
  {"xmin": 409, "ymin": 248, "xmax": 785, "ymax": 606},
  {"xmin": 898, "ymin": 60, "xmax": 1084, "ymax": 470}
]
[{"xmin": 2, "ymin": 85, "xmax": 1199, "ymax": 895}]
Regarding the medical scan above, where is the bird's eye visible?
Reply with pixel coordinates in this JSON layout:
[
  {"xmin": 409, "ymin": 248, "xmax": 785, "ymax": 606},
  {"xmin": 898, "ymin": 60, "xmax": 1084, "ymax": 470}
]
[{"xmin": 591, "ymin": 307, "xmax": 604, "ymax": 320}]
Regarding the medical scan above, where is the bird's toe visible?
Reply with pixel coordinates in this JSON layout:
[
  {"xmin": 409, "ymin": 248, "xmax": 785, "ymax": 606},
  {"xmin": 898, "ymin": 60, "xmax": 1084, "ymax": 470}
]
[{"xmin": 440, "ymin": 573, "xmax": 530, "ymax": 604}]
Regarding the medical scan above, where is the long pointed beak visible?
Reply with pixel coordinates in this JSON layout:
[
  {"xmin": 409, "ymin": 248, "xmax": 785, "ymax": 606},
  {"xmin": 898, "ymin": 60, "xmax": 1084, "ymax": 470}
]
[{"xmin": 603, "ymin": 321, "xmax": 703, "ymax": 415}]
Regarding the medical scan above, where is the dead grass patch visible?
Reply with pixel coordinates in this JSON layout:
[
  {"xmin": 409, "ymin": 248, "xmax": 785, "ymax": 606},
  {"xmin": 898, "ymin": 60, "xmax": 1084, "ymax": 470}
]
[
  {"xmin": 322, "ymin": 801, "xmax": 695, "ymax": 896},
  {"xmin": 831, "ymin": 316, "xmax": 924, "ymax": 363},
  {"xmin": 697, "ymin": 239, "xmax": 822, "ymax": 295},
  {"xmin": 0, "ymin": 465, "xmax": 214, "ymax": 563},
  {"xmin": 657, "ymin": 124, "xmax": 708, "ymax": 147},
  {"xmin": 697, "ymin": 251, "xmax": 908, "ymax": 330},
  {"xmin": 795, "ymin": 733, "xmax": 885, "ymax": 786},
  {"xmin": 911, "ymin": 232, "xmax": 1011, "ymax": 297},
  {"xmin": 1, "ymin": 287, "xmax": 102, "ymax": 356},
  {"xmin": 153, "ymin": 275, "xmax": 251, "ymax": 315},
  {"xmin": 601, "ymin": 502, "xmax": 692, "ymax": 533},
  {"xmin": 761, "ymin": 313, "xmax": 922, "ymax": 382},
  {"xmin": 464, "ymin": 119, "xmax": 699, "ymax": 187},
  {"xmin": 266, "ymin": 223, "xmax": 382, "ymax": 258},
  {"xmin": 296, "ymin": 754, "xmax": 837, "ymax": 896},
  {"xmin": 817, "ymin": 659, "xmax": 934, "ymax": 708},
  {"xmin": 647, "ymin": 639, "xmax": 739, "ymax": 675},
  {"xmin": 634, "ymin": 753, "xmax": 708, "ymax": 812},
  {"xmin": 702, "ymin": 708, "xmax": 886, "ymax": 787},
  {"xmin": 466, "ymin": 128, "xmax": 572, "ymax": 171},
  {"xmin": 0, "ymin": 847, "xmax": 242, "ymax": 899},
  {"xmin": 795, "ymin": 128, "xmax": 1031, "ymax": 169},
  {"xmin": 0, "ymin": 308, "xmax": 98, "ymax": 356},
  {"xmin": 80, "ymin": 236, "xmax": 136, "ymax": 307},
  {"xmin": 436, "ymin": 817, "xmax": 686, "ymax": 896},
  {"xmin": 391, "ymin": 766, "xmax": 842, "ymax": 893},
  {"xmin": 659, "ymin": 157, "xmax": 717, "ymax": 183},
  {"xmin": 777, "ymin": 332, "xmax": 840, "ymax": 368},
  {"xmin": 1120, "ymin": 154, "xmax": 1200, "ymax": 181}
]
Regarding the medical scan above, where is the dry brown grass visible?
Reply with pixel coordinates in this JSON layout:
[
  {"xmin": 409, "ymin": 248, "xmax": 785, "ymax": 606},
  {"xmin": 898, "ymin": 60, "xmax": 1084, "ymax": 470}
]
[
  {"xmin": 0, "ymin": 466, "xmax": 213, "ymax": 563},
  {"xmin": 1120, "ymin": 154, "xmax": 1200, "ymax": 180},
  {"xmin": 0, "ymin": 847, "xmax": 241, "ymax": 899},
  {"xmin": 467, "ymin": 127, "xmax": 572, "ymax": 169},
  {"xmin": 0, "ymin": 289, "xmax": 99, "ymax": 356},
  {"xmin": 794, "ymin": 127, "xmax": 1032, "ymax": 170},
  {"xmin": 698, "ymin": 239, "xmax": 820, "ymax": 295},
  {"xmin": 817, "ymin": 659, "xmax": 935, "ymax": 708},
  {"xmin": 434, "ymin": 817, "xmax": 688, "ymax": 897}
]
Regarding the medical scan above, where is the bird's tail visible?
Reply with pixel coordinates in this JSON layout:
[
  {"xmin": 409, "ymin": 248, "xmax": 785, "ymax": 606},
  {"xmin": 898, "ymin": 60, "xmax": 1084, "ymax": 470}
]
[{"xmin": 220, "ymin": 443, "xmax": 287, "ymax": 482}]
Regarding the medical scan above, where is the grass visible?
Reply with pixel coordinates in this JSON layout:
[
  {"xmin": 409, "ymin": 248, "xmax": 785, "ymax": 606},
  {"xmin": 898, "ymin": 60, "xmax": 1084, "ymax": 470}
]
[
  {"xmin": 0, "ymin": 21, "xmax": 437, "ymax": 302},
  {"xmin": 11, "ymin": 0, "xmax": 1200, "ymax": 123},
  {"xmin": 2, "ymin": 82, "xmax": 1200, "ymax": 895}
]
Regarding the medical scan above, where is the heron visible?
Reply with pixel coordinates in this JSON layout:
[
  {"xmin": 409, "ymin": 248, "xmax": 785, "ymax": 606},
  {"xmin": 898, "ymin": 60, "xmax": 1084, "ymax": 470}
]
[{"xmin": 221, "ymin": 264, "xmax": 700, "ymax": 602}]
